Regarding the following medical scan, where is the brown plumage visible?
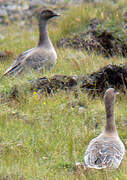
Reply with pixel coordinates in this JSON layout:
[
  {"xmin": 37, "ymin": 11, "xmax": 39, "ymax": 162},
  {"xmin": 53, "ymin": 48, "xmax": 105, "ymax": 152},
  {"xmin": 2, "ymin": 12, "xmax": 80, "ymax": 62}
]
[{"xmin": 3, "ymin": 9, "xmax": 60, "ymax": 77}]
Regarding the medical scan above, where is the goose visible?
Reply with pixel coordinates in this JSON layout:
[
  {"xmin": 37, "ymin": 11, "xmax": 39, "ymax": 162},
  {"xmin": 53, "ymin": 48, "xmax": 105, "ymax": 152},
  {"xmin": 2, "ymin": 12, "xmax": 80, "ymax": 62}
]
[
  {"xmin": 84, "ymin": 88, "xmax": 125, "ymax": 169},
  {"xmin": 3, "ymin": 9, "xmax": 60, "ymax": 77}
]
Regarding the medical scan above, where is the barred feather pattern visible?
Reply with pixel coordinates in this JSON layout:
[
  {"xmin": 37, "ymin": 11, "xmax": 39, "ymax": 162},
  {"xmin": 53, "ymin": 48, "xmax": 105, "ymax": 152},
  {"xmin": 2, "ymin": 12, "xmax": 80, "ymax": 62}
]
[{"xmin": 84, "ymin": 135, "xmax": 125, "ymax": 169}]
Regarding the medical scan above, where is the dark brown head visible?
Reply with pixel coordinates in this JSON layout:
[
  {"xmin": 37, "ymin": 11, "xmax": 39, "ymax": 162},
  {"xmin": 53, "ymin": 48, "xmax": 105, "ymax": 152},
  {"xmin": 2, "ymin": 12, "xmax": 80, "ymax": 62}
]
[{"xmin": 39, "ymin": 9, "xmax": 60, "ymax": 22}]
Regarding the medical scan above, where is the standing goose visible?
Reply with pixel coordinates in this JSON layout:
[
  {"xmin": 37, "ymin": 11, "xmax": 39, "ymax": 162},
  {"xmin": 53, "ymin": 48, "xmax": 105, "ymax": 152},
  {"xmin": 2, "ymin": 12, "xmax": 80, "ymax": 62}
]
[
  {"xmin": 84, "ymin": 88, "xmax": 125, "ymax": 169},
  {"xmin": 3, "ymin": 9, "xmax": 60, "ymax": 76}
]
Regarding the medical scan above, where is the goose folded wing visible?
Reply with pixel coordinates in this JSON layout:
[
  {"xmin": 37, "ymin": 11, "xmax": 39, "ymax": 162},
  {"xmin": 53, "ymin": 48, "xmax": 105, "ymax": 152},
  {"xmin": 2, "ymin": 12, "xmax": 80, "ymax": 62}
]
[
  {"xmin": 3, "ymin": 48, "xmax": 35, "ymax": 76},
  {"xmin": 84, "ymin": 138, "xmax": 124, "ymax": 169}
]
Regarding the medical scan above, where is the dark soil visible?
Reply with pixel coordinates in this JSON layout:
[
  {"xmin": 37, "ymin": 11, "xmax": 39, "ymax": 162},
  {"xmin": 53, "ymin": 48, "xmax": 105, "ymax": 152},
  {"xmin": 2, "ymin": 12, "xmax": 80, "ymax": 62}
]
[
  {"xmin": 31, "ymin": 64, "xmax": 127, "ymax": 95},
  {"xmin": 2, "ymin": 64, "xmax": 127, "ymax": 100},
  {"xmin": 57, "ymin": 19, "xmax": 127, "ymax": 57},
  {"xmin": 80, "ymin": 64, "xmax": 127, "ymax": 95}
]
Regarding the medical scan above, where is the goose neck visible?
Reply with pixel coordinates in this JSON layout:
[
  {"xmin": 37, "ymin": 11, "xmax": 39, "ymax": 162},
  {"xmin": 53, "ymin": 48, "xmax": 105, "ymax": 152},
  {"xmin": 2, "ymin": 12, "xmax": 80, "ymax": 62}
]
[
  {"xmin": 38, "ymin": 20, "xmax": 50, "ymax": 47},
  {"xmin": 104, "ymin": 98, "xmax": 117, "ymax": 134}
]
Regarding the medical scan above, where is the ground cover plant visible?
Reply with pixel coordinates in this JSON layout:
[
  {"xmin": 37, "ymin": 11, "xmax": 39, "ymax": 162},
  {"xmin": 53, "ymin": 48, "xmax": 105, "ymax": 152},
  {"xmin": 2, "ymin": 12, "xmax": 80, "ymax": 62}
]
[{"xmin": 0, "ymin": 1, "xmax": 127, "ymax": 179}]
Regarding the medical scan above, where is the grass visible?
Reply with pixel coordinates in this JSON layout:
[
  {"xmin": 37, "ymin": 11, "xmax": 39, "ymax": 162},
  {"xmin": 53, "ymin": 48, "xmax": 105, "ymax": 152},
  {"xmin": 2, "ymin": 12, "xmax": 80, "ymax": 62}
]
[
  {"xmin": 0, "ymin": 1, "xmax": 127, "ymax": 179},
  {"xmin": 50, "ymin": 1, "xmax": 127, "ymax": 43}
]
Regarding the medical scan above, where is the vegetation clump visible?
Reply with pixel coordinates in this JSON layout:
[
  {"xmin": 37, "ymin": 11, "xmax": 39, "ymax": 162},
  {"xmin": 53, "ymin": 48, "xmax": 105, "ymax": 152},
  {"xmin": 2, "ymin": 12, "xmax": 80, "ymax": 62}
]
[
  {"xmin": 30, "ymin": 64, "xmax": 127, "ymax": 95},
  {"xmin": 57, "ymin": 28, "xmax": 127, "ymax": 57}
]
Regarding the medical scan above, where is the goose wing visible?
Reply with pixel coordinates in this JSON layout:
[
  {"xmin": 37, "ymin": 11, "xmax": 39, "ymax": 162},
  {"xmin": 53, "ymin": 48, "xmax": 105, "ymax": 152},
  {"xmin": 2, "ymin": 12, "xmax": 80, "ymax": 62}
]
[
  {"xmin": 84, "ymin": 136, "xmax": 125, "ymax": 169},
  {"xmin": 3, "ymin": 48, "xmax": 35, "ymax": 76},
  {"xmin": 22, "ymin": 48, "xmax": 56, "ymax": 71},
  {"xmin": 3, "ymin": 48, "xmax": 55, "ymax": 76}
]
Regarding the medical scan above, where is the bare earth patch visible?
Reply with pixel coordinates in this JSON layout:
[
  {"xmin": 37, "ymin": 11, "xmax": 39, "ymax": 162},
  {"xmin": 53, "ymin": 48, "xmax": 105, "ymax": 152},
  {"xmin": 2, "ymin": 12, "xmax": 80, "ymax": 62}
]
[
  {"xmin": 31, "ymin": 64, "xmax": 127, "ymax": 95},
  {"xmin": 57, "ymin": 19, "xmax": 127, "ymax": 57}
]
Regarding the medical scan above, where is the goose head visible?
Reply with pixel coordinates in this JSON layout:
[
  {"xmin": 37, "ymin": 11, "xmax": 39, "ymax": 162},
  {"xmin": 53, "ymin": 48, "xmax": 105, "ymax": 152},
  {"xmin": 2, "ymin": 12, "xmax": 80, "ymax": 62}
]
[
  {"xmin": 104, "ymin": 88, "xmax": 119, "ymax": 105},
  {"xmin": 39, "ymin": 9, "xmax": 60, "ymax": 22}
]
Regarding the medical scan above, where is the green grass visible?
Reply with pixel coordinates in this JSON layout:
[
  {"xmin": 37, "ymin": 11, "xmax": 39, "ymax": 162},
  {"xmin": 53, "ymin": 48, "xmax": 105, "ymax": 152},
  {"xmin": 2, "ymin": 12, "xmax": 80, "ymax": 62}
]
[
  {"xmin": 0, "ymin": 1, "xmax": 127, "ymax": 179},
  {"xmin": 49, "ymin": 1, "xmax": 127, "ymax": 43}
]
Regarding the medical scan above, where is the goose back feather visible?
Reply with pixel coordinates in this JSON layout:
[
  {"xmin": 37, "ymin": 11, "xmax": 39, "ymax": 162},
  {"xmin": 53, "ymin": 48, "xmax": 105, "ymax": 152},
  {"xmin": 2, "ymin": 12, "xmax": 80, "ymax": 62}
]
[{"xmin": 84, "ymin": 88, "xmax": 125, "ymax": 169}]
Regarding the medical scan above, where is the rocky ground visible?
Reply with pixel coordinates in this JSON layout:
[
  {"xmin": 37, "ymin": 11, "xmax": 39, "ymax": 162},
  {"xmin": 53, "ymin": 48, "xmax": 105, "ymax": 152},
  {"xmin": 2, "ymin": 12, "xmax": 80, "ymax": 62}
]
[{"xmin": 0, "ymin": 0, "xmax": 82, "ymax": 25}]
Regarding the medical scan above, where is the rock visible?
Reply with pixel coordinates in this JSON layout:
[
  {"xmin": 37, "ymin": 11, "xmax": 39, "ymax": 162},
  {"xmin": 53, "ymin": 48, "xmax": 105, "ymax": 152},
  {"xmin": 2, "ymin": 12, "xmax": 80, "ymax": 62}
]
[
  {"xmin": 0, "ymin": 0, "xmax": 83, "ymax": 25},
  {"xmin": 0, "ymin": 0, "xmax": 29, "ymax": 25},
  {"xmin": 29, "ymin": 0, "xmax": 83, "ymax": 6}
]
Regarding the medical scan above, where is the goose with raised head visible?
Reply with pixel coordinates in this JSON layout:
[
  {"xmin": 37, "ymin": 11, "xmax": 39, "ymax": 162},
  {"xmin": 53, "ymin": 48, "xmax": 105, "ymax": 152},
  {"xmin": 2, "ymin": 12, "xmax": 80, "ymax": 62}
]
[
  {"xmin": 3, "ymin": 9, "xmax": 60, "ymax": 77},
  {"xmin": 84, "ymin": 88, "xmax": 125, "ymax": 169}
]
